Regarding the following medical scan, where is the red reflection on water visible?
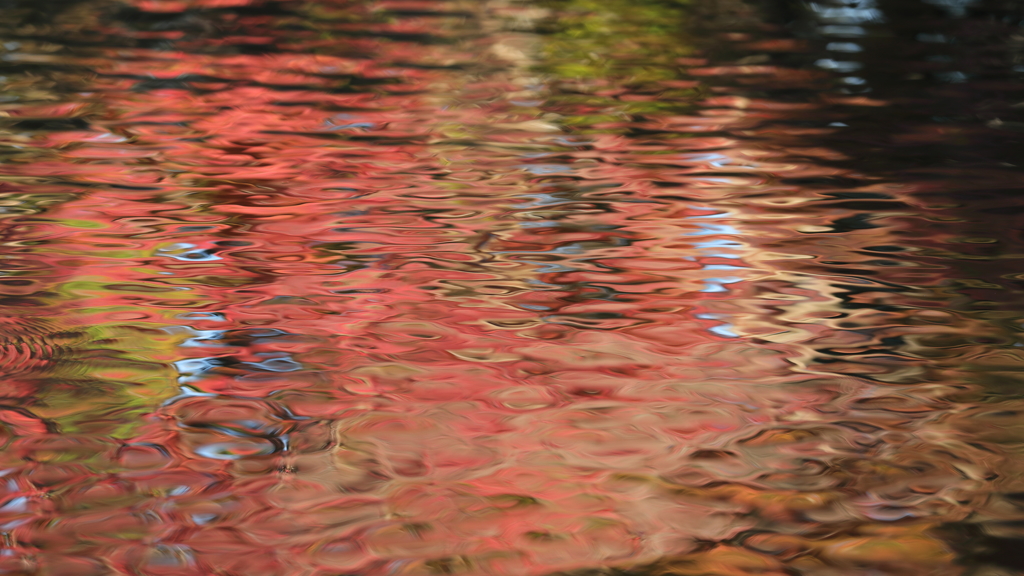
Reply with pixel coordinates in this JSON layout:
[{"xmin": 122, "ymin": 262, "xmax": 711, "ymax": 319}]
[{"xmin": 1, "ymin": 0, "xmax": 1024, "ymax": 575}]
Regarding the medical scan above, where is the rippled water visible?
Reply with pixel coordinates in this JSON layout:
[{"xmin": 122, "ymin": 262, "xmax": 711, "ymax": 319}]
[{"xmin": 2, "ymin": 0, "xmax": 1024, "ymax": 574}]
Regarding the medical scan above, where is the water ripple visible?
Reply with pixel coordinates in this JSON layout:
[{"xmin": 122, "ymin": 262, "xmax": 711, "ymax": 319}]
[{"xmin": 0, "ymin": 0, "xmax": 1023, "ymax": 574}]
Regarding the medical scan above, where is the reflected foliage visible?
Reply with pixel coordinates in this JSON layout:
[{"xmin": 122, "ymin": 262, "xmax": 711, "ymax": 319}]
[{"xmin": 1, "ymin": 0, "xmax": 1024, "ymax": 575}]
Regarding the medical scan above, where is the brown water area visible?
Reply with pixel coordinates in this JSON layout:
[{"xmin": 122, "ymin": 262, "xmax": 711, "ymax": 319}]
[{"xmin": 1, "ymin": 0, "xmax": 1024, "ymax": 574}]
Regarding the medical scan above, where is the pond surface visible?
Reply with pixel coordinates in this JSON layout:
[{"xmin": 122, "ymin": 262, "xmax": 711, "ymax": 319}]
[{"xmin": 1, "ymin": 0, "xmax": 1024, "ymax": 574}]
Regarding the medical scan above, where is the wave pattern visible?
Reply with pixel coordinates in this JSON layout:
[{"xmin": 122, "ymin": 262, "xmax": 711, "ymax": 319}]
[{"xmin": 1, "ymin": 0, "xmax": 1024, "ymax": 575}]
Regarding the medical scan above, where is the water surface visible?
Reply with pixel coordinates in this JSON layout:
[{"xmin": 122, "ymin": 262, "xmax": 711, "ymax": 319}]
[{"xmin": 1, "ymin": 0, "xmax": 1024, "ymax": 574}]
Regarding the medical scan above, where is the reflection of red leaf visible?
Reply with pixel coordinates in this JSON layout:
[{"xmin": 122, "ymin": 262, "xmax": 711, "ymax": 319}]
[
  {"xmin": 0, "ymin": 1, "xmax": 967, "ymax": 575},
  {"xmin": 134, "ymin": 0, "xmax": 254, "ymax": 11},
  {"xmin": 0, "ymin": 408, "xmax": 49, "ymax": 436}
]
